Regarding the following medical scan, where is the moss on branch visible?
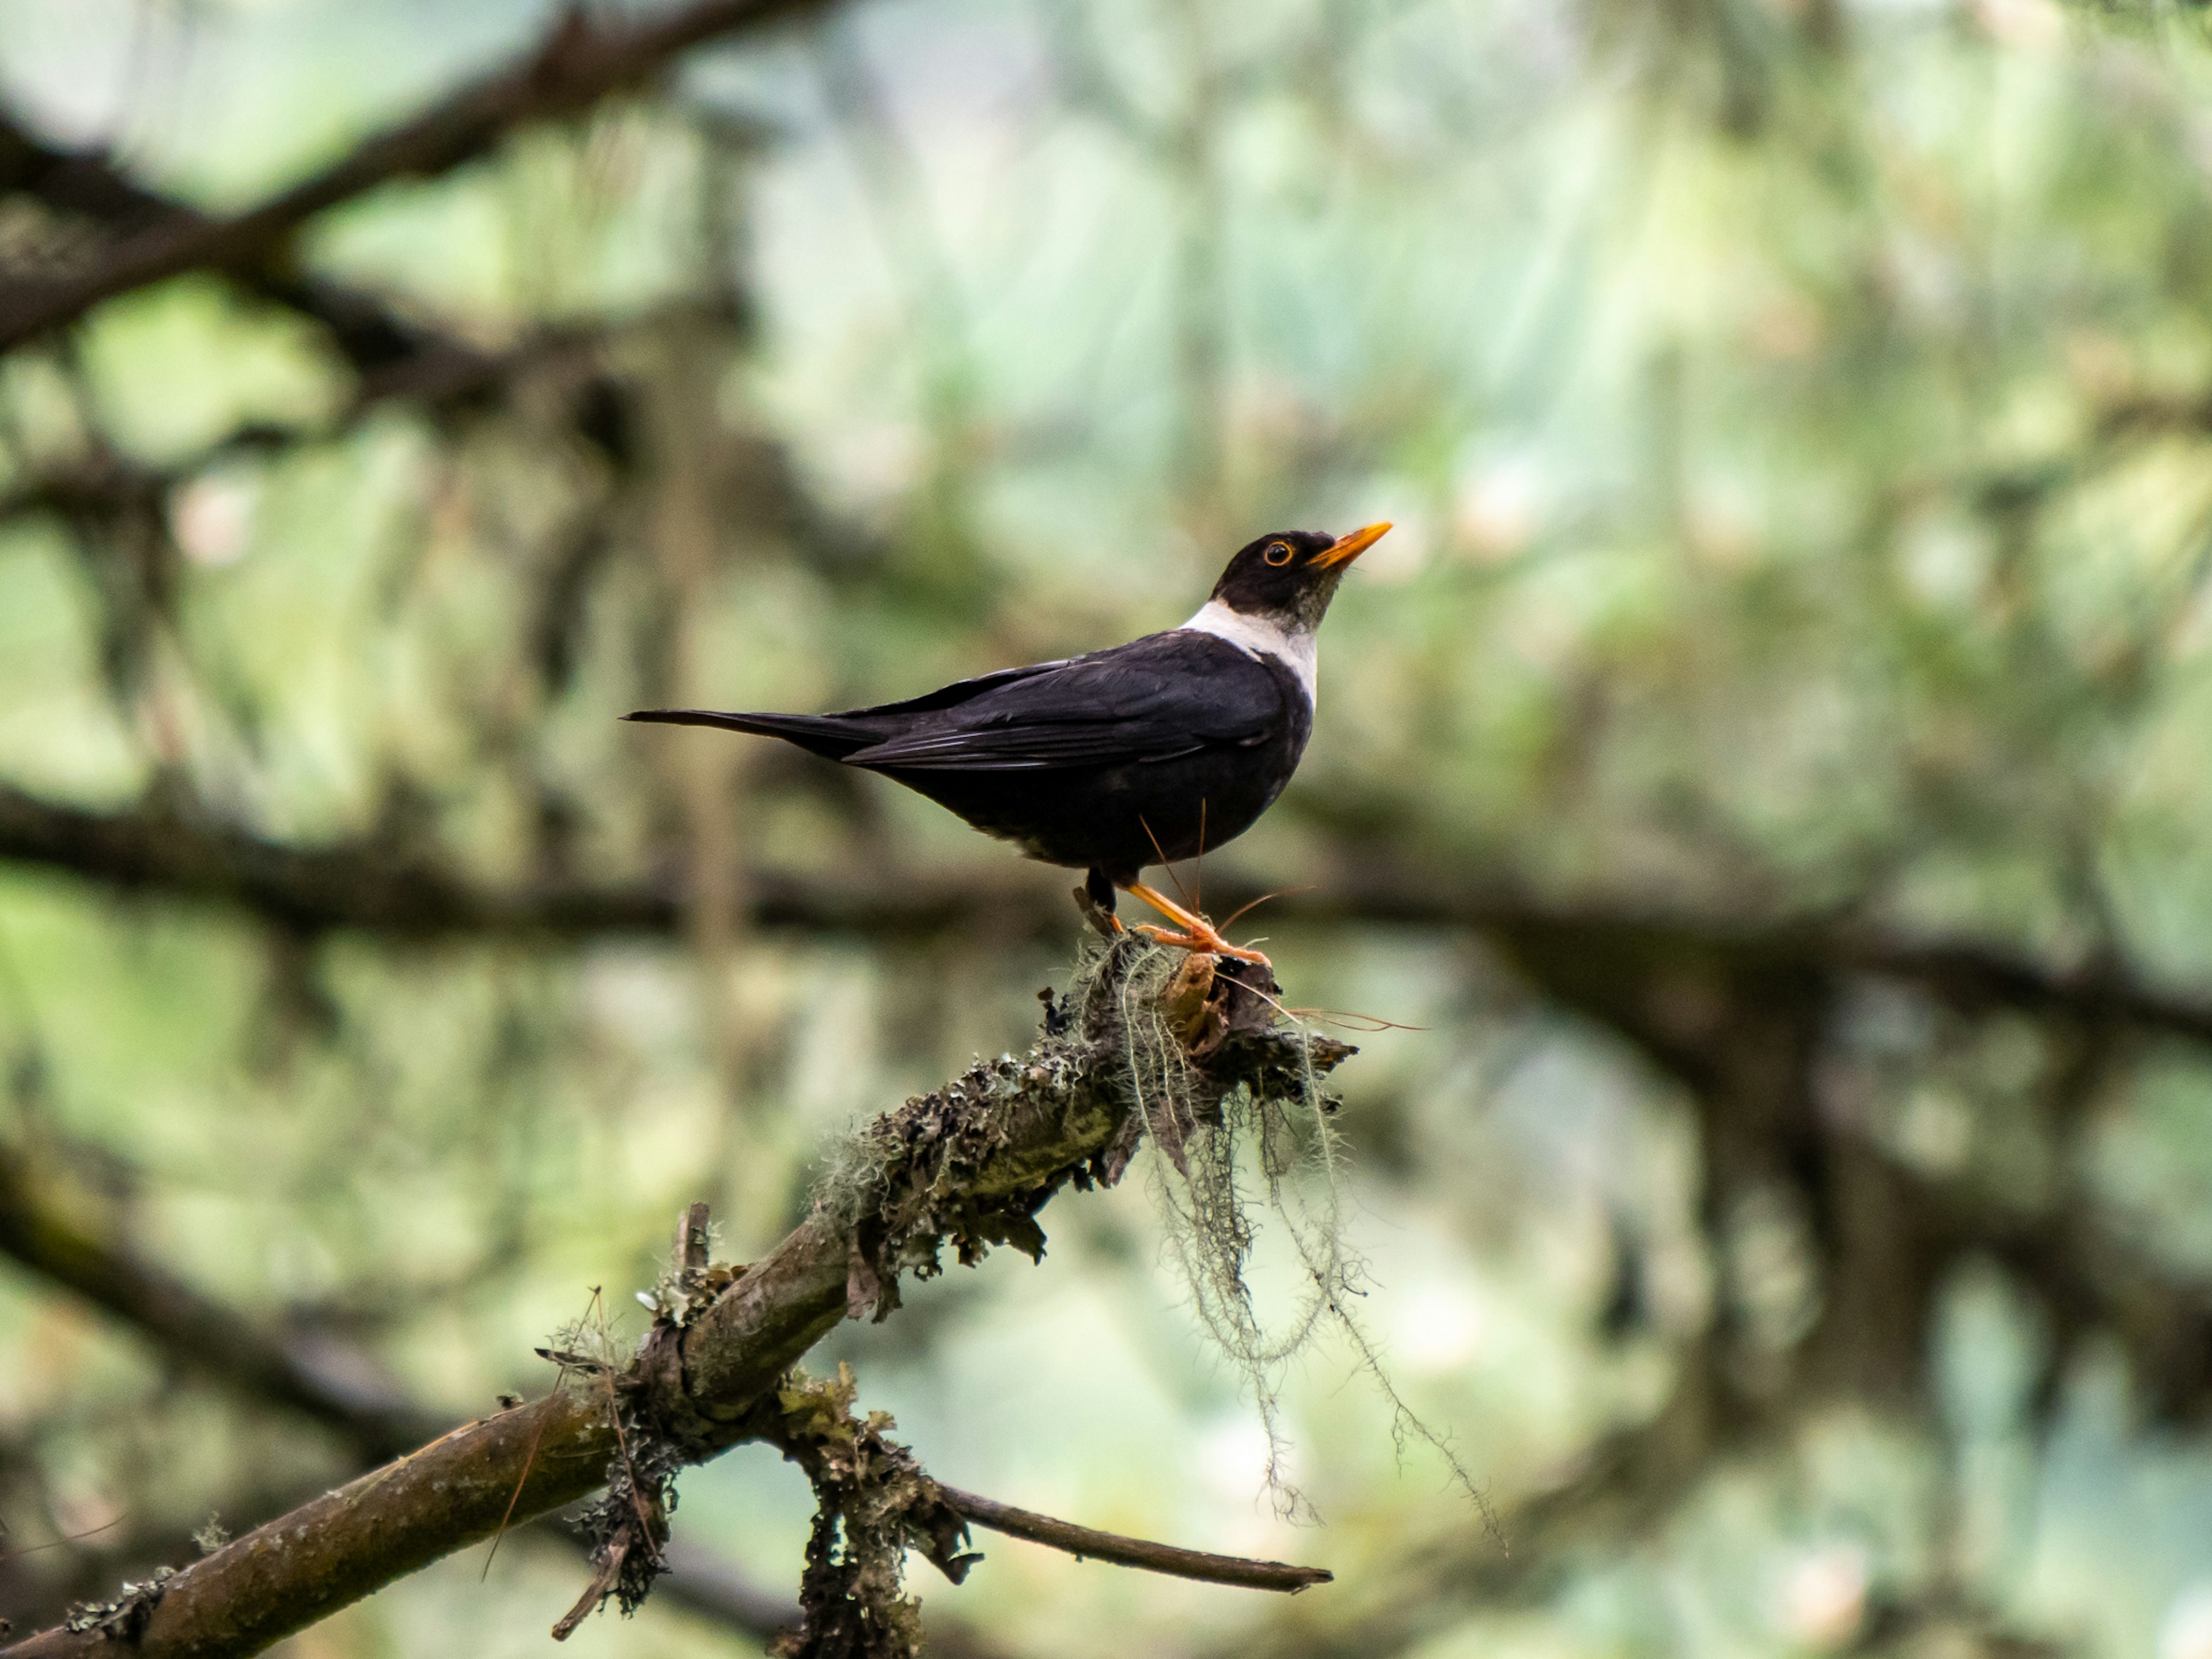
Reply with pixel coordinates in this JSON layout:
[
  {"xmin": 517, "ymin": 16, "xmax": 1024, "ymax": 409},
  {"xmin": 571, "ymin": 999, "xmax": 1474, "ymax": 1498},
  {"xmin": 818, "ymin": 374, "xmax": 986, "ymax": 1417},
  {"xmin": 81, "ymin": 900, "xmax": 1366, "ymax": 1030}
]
[{"xmin": 0, "ymin": 940, "xmax": 1350, "ymax": 1659}]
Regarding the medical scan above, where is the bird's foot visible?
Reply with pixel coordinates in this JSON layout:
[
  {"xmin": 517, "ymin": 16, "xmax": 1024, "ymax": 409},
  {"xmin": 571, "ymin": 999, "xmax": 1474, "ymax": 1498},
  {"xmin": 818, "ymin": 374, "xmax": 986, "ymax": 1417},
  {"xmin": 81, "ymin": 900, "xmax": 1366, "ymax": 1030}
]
[
  {"xmin": 1123, "ymin": 882, "xmax": 1272, "ymax": 969},
  {"xmin": 1133, "ymin": 922, "xmax": 1272, "ymax": 968},
  {"xmin": 1071, "ymin": 882, "xmax": 1122, "ymax": 941}
]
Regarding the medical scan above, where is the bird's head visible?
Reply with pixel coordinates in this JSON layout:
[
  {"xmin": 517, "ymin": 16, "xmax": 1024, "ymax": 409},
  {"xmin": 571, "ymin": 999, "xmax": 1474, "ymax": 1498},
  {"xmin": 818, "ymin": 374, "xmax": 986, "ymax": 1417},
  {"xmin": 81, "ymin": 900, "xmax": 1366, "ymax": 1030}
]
[{"xmin": 1209, "ymin": 524, "xmax": 1391, "ymax": 631}]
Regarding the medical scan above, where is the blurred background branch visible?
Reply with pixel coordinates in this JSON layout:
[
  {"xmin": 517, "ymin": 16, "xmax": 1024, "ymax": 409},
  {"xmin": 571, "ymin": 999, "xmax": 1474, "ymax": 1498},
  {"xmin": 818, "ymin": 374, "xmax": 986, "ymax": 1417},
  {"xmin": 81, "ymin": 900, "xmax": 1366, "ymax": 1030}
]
[
  {"xmin": 5, "ymin": 0, "xmax": 2212, "ymax": 1654},
  {"xmin": 0, "ymin": 0, "xmax": 839, "ymax": 351}
]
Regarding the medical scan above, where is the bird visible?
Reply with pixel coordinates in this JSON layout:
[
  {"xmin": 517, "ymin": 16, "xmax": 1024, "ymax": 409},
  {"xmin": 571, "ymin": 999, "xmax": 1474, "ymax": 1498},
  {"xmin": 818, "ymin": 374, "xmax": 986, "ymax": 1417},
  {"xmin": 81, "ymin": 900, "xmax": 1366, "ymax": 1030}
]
[{"xmin": 625, "ymin": 522, "xmax": 1391, "ymax": 965}]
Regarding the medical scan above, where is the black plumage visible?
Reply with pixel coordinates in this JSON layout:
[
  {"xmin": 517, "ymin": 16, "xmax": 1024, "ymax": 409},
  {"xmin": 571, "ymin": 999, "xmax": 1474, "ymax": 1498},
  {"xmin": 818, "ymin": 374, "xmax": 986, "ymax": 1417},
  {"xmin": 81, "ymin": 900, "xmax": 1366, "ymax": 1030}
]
[{"xmin": 628, "ymin": 523, "xmax": 1389, "ymax": 960}]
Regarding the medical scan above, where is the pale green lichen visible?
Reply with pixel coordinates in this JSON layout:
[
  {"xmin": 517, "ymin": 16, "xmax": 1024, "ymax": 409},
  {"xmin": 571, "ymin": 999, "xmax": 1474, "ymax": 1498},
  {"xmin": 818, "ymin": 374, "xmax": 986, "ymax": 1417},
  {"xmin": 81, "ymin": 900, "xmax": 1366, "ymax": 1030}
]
[
  {"xmin": 805, "ymin": 936, "xmax": 1482, "ymax": 1524},
  {"xmin": 1074, "ymin": 937, "xmax": 1486, "ymax": 1524}
]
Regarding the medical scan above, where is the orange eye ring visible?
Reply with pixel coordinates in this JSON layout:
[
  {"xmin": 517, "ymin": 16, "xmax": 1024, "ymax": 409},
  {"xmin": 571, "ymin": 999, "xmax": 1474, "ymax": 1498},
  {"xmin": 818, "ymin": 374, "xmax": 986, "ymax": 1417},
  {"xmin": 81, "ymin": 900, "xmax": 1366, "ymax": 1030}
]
[{"xmin": 1264, "ymin": 541, "xmax": 1293, "ymax": 566}]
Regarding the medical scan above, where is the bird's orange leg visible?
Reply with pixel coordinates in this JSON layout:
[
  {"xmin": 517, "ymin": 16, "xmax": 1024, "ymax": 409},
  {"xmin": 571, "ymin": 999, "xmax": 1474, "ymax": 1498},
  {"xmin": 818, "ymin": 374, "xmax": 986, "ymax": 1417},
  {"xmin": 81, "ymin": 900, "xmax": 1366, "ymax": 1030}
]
[{"xmin": 1121, "ymin": 881, "xmax": 1272, "ymax": 969}]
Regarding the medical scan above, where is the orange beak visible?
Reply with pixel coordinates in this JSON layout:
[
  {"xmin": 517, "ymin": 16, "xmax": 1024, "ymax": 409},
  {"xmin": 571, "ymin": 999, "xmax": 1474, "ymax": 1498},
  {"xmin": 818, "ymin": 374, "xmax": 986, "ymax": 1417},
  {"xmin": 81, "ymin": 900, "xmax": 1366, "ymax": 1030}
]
[{"xmin": 1316, "ymin": 521, "xmax": 1391, "ymax": 568}]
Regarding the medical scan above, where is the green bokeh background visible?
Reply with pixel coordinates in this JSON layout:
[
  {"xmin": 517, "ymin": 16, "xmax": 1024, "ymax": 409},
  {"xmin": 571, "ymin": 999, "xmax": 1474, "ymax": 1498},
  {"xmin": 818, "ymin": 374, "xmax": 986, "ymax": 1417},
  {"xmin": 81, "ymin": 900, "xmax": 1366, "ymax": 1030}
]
[{"xmin": 6, "ymin": 0, "xmax": 2212, "ymax": 1654}]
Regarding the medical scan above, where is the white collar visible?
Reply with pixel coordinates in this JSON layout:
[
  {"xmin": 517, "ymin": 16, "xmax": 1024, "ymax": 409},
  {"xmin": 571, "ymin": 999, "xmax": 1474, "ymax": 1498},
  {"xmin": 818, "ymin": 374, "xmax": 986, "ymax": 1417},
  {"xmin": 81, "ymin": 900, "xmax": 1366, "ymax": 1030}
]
[{"xmin": 1177, "ymin": 600, "xmax": 1317, "ymax": 706}]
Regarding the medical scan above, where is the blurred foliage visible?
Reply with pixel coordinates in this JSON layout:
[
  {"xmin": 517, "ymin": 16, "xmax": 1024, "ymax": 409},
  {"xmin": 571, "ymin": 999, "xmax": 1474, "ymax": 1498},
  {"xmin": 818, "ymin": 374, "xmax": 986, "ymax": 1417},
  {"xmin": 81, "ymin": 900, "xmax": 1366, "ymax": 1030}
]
[{"xmin": 6, "ymin": 0, "xmax": 2212, "ymax": 1656}]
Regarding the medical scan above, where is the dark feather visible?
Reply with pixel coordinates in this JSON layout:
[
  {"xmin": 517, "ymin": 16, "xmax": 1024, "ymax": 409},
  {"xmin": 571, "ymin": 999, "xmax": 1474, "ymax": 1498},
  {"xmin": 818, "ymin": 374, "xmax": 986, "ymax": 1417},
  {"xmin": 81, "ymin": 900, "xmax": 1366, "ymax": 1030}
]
[
  {"xmin": 841, "ymin": 634, "xmax": 1282, "ymax": 773},
  {"xmin": 622, "ymin": 707, "xmax": 880, "ymax": 760},
  {"xmin": 840, "ymin": 657, "xmax": 1074, "ymax": 717},
  {"xmin": 623, "ymin": 622, "xmax": 1316, "ymax": 881}
]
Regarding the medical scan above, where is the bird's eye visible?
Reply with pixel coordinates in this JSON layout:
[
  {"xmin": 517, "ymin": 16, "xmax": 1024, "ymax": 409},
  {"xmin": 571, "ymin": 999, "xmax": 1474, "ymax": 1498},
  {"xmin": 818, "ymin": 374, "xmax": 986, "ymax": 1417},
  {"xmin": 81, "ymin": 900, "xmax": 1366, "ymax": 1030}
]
[{"xmin": 1264, "ymin": 541, "xmax": 1293, "ymax": 566}]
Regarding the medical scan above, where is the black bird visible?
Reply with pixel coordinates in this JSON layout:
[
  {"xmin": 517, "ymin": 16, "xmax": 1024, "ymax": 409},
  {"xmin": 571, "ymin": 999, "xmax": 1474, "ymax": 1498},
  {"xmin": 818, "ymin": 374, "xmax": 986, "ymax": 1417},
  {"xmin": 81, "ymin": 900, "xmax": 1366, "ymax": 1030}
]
[{"xmin": 626, "ymin": 522, "xmax": 1391, "ymax": 963}]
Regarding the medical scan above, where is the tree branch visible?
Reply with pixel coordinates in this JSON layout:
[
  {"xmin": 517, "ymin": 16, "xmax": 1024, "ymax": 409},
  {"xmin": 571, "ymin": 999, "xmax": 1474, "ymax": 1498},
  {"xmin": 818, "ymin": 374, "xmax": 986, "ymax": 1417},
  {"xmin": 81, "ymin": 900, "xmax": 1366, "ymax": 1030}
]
[
  {"xmin": 0, "ymin": 782, "xmax": 683, "ymax": 937},
  {"xmin": 0, "ymin": 1136, "xmax": 823, "ymax": 1647},
  {"xmin": 0, "ymin": 317, "xmax": 589, "ymax": 524},
  {"xmin": 0, "ymin": 115, "xmax": 882, "ymax": 589},
  {"xmin": 934, "ymin": 1484, "xmax": 1330, "ymax": 1593},
  {"xmin": 3, "ymin": 779, "xmax": 2209, "ymax": 1050},
  {"xmin": 0, "ymin": 0, "xmax": 839, "ymax": 353},
  {"xmin": 0, "ymin": 946, "xmax": 1344, "ymax": 1657},
  {"xmin": 0, "ymin": 110, "xmax": 496, "ymax": 386},
  {"xmin": 0, "ymin": 1143, "xmax": 440, "ymax": 1460}
]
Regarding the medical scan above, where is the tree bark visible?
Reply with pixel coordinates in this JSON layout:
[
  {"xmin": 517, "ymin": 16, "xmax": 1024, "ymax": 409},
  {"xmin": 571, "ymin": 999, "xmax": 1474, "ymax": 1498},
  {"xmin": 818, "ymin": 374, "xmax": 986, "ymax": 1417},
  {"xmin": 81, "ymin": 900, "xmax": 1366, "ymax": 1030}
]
[{"xmin": 0, "ymin": 947, "xmax": 1342, "ymax": 1658}]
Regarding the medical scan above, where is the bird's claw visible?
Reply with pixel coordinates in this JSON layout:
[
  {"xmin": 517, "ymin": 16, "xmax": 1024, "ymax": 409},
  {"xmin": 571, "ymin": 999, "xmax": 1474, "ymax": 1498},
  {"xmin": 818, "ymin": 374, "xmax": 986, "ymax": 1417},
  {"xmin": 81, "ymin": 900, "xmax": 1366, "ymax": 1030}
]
[
  {"xmin": 1132, "ymin": 922, "xmax": 1271, "ymax": 969},
  {"xmin": 1123, "ymin": 882, "xmax": 1272, "ymax": 969}
]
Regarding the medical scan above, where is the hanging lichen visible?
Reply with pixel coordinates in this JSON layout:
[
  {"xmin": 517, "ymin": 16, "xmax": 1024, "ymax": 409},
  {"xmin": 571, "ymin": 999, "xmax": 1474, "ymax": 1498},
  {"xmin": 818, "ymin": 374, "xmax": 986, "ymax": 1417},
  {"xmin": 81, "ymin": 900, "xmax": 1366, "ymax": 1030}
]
[
  {"xmin": 796, "ymin": 933, "xmax": 1479, "ymax": 1527},
  {"xmin": 1064, "ymin": 936, "xmax": 1486, "ymax": 1524}
]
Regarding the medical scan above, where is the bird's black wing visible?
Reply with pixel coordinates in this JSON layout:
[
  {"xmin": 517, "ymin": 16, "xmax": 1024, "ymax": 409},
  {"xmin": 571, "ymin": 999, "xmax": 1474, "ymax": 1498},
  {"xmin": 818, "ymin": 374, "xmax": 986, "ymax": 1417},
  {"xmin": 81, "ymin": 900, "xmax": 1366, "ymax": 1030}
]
[
  {"xmin": 838, "ymin": 657, "xmax": 1076, "ymax": 718},
  {"xmin": 623, "ymin": 660, "xmax": 1079, "ymax": 756},
  {"xmin": 842, "ymin": 631, "xmax": 1285, "ymax": 772}
]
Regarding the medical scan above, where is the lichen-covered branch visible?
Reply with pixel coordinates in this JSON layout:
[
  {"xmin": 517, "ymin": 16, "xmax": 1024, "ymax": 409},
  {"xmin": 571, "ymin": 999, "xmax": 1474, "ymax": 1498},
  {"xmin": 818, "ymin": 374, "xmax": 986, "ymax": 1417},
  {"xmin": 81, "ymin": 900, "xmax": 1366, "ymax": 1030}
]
[
  {"xmin": 725, "ymin": 1355, "xmax": 1326, "ymax": 1659},
  {"xmin": 0, "ymin": 942, "xmax": 1348, "ymax": 1659},
  {"xmin": 0, "ymin": 1136, "xmax": 814, "ymax": 1648}
]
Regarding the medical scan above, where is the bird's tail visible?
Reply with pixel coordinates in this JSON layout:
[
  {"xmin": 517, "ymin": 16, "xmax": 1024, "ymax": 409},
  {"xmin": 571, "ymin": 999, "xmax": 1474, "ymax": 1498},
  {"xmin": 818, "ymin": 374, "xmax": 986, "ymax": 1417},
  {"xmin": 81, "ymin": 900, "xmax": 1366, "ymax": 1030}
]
[{"xmin": 623, "ymin": 707, "xmax": 880, "ymax": 761}]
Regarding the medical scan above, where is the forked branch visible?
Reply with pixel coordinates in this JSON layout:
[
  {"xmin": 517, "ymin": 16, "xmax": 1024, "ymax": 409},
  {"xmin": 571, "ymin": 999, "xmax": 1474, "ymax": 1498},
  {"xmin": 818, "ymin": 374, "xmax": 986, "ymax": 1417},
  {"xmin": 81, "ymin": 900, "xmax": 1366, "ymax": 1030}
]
[{"xmin": 0, "ymin": 943, "xmax": 1349, "ymax": 1659}]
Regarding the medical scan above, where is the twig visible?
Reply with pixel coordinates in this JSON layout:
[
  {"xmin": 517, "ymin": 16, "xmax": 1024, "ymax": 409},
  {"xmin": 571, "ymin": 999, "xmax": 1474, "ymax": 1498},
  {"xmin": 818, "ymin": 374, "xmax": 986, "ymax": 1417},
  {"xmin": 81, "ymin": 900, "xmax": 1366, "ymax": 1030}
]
[
  {"xmin": 680, "ymin": 1201, "xmax": 712, "ymax": 1273},
  {"xmin": 0, "ymin": 1518, "xmax": 127, "ymax": 1565},
  {"xmin": 483, "ymin": 1367, "xmax": 574, "ymax": 1581},
  {"xmin": 933, "ymin": 1484, "xmax": 1331, "ymax": 1593},
  {"xmin": 549, "ymin": 1536, "xmax": 628, "ymax": 1642},
  {"xmin": 1139, "ymin": 814, "xmax": 1195, "ymax": 910}
]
